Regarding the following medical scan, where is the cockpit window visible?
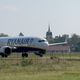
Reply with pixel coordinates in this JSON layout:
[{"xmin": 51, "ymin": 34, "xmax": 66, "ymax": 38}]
[{"xmin": 38, "ymin": 40, "xmax": 45, "ymax": 42}]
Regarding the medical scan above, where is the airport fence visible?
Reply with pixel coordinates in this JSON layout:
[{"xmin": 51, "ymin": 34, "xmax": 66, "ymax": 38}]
[
  {"xmin": 0, "ymin": 52, "xmax": 80, "ymax": 65},
  {"xmin": 0, "ymin": 52, "xmax": 80, "ymax": 72}
]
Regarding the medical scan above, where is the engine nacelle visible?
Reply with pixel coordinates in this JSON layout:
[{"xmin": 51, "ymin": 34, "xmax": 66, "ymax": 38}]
[{"xmin": 0, "ymin": 46, "xmax": 11, "ymax": 57}]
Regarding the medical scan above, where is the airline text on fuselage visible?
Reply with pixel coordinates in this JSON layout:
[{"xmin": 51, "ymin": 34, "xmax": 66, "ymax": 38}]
[{"xmin": 7, "ymin": 38, "xmax": 34, "ymax": 46}]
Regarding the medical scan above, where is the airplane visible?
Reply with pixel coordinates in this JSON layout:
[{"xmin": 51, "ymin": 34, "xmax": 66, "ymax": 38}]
[{"xmin": 0, "ymin": 36, "xmax": 49, "ymax": 57}]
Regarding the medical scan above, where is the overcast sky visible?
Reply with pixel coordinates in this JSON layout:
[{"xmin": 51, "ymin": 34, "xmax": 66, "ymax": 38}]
[{"xmin": 0, "ymin": 0, "xmax": 80, "ymax": 37}]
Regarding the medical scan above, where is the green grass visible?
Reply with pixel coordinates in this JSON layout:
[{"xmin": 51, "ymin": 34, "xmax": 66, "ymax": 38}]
[
  {"xmin": 0, "ymin": 53, "xmax": 80, "ymax": 80},
  {"xmin": 47, "ymin": 52, "xmax": 80, "ymax": 59},
  {"xmin": 0, "ymin": 71, "xmax": 80, "ymax": 80}
]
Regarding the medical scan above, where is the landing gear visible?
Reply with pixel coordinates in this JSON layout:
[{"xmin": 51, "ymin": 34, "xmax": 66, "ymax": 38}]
[
  {"xmin": 39, "ymin": 53, "xmax": 43, "ymax": 57},
  {"xmin": 0, "ymin": 53, "xmax": 8, "ymax": 58},
  {"xmin": 22, "ymin": 52, "xmax": 28, "ymax": 57},
  {"xmin": 34, "ymin": 51, "xmax": 45, "ymax": 57},
  {"xmin": 35, "ymin": 52, "xmax": 43, "ymax": 57}
]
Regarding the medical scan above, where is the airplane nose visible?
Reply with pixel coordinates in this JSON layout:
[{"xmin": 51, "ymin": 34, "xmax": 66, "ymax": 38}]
[{"xmin": 43, "ymin": 42, "xmax": 49, "ymax": 49}]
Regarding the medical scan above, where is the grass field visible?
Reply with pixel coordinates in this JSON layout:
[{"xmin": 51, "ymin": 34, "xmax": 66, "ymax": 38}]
[{"xmin": 0, "ymin": 53, "xmax": 80, "ymax": 80}]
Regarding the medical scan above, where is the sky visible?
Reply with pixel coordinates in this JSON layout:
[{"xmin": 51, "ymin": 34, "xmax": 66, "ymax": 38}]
[{"xmin": 0, "ymin": 0, "xmax": 80, "ymax": 37}]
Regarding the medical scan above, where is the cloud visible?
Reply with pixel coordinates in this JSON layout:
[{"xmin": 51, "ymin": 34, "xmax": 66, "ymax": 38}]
[{"xmin": 0, "ymin": 5, "xmax": 17, "ymax": 12}]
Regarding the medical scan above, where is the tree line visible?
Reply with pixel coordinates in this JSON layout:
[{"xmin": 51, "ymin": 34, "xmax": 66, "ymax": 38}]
[{"xmin": 1, "ymin": 33, "xmax": 80, "ymax": 52}]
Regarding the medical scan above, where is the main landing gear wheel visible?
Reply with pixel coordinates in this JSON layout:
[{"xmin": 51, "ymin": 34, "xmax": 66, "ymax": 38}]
[
  {"xmin": 1, "ymin": 54, "xmax": 8, "ymax": 58},
  {"xmin": 22, "ymin": 52, "xmax": 28, "ymax": 57}
]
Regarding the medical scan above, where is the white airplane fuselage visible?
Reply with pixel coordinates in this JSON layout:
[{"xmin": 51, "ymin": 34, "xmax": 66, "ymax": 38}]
[{"xmin": 0, "ymin": 36, "xmax": 48, "ymax": 57}]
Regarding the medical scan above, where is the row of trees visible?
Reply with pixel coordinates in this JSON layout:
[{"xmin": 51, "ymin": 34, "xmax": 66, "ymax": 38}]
[
  {"xmin": 0, "ymin": 32, "xmax": 24, "ymax": 37},
  {"xmin": 1, "ymin": 33, "xmax": 80, "ymax": 52},
  {"xmin": 0, "ymin": 33, "xmax": 8, "ymax": 37}
]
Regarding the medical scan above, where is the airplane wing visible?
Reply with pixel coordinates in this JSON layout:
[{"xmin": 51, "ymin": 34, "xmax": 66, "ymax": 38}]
[{"xmin": 48, "ymin": 41, "xmax": 67, "ymax": 46}]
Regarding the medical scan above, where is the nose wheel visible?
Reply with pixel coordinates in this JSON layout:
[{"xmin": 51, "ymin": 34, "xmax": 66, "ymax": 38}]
[
  {"xmin": 34, "ymin": 51, "xmax": 45, "ymax": 57},
  {"xmin": 22, "ymin": 52, "xmax": 28, "ymax": 57}
]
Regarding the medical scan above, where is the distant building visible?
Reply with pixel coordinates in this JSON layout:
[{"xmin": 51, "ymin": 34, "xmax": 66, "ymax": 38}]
[{"xmin": 46, "ymin": 24, "xmax": 54, "ymax": 43}]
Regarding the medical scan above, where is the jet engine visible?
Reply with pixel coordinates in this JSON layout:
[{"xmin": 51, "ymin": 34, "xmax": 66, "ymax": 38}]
[{"xmin": 0, "ymin": 46, "xmax": 11, "ymax": 57}]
